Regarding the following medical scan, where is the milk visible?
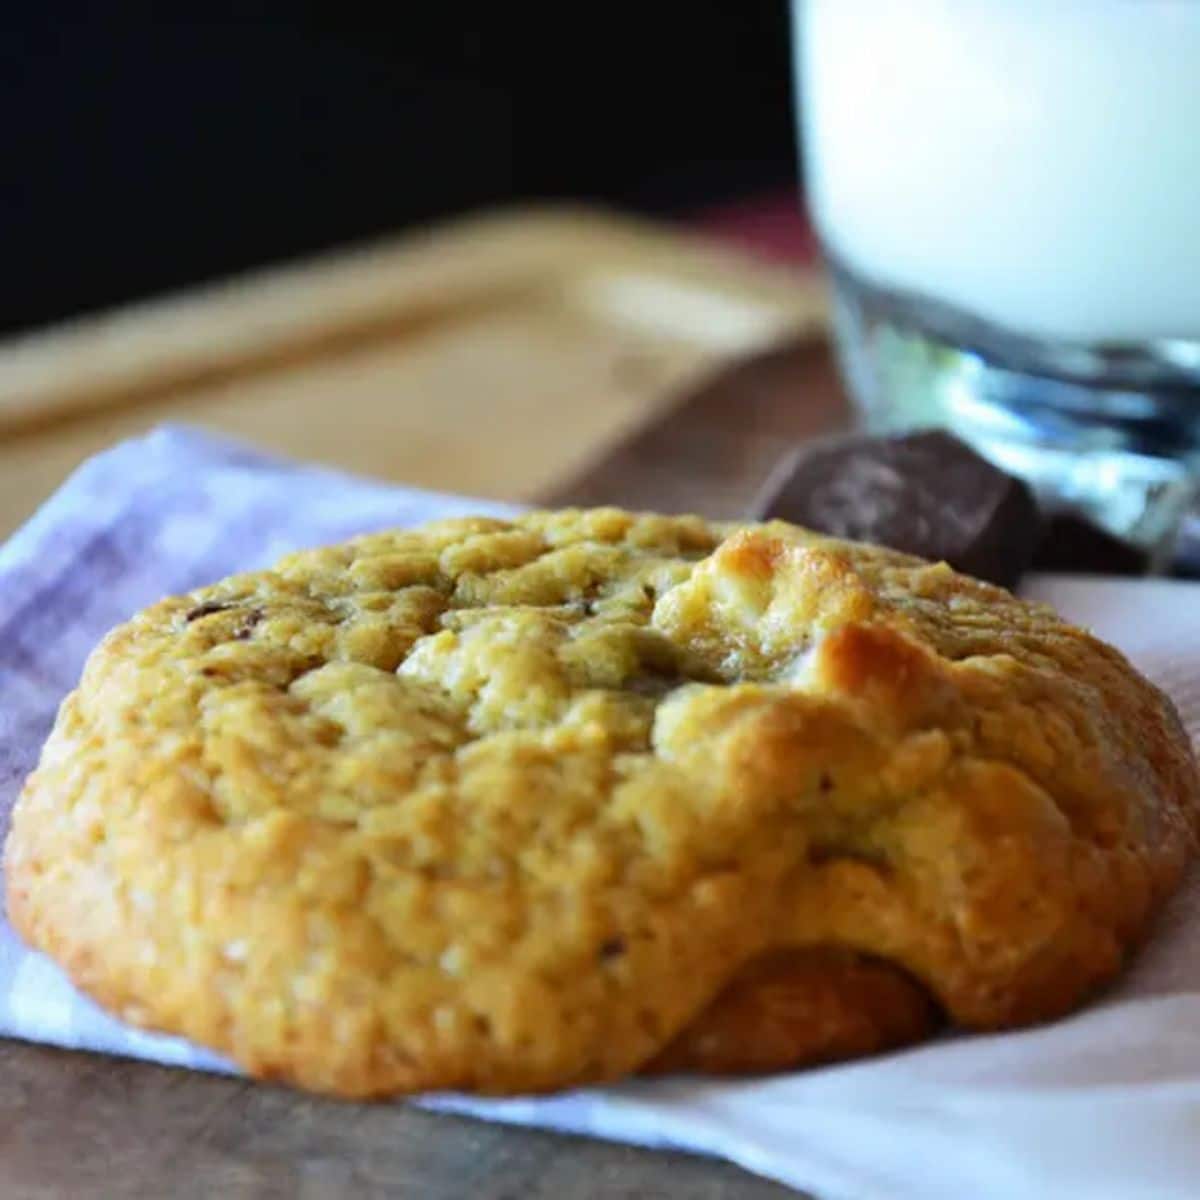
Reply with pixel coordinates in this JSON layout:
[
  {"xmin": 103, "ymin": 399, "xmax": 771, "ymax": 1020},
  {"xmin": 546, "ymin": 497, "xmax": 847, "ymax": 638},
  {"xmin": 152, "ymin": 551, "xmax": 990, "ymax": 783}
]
[{"xmin": 796, "ymin": 0, "xmax": 1200, "ymax": 344}]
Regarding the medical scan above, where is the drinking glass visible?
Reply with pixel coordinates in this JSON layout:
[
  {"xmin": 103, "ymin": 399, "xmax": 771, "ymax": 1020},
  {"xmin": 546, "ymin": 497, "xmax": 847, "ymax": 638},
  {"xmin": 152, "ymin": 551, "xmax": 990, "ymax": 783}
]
[{"xmin": 795, "ymin": 0, "xmax": 1200, "ymax": 559}]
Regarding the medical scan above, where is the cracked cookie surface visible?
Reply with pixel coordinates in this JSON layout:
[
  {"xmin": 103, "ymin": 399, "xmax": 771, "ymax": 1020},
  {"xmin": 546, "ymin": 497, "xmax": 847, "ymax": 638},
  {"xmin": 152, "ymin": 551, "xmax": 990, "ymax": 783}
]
[{"xmin": 5, "ymin": 508, "xmax": 1198, "ymax": 1097}]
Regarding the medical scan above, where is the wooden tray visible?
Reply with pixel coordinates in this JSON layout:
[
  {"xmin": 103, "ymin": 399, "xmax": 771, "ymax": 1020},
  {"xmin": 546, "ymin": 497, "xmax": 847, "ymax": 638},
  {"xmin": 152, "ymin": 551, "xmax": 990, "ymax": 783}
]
[{"xmin": 0, "ymin": 206, "xmax": 827, "ymax": 540}]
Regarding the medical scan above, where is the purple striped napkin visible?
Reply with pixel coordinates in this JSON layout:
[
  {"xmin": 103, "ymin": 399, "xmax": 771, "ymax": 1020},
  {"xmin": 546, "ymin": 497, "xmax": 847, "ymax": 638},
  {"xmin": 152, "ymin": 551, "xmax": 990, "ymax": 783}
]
[{"xmin": 2, "ymin": 426, "xmax": 1199, "ymax": 1200}]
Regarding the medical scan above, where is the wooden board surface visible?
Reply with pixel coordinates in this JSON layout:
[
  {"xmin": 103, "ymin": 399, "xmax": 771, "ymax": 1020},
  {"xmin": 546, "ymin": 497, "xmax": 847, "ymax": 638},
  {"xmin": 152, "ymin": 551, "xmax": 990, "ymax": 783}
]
[
  {"xmin": 548, "ymin": 335, "xmax": 848, "ymax": 517},
  {"xmin": 0, "ymin": 1040, "xmax": 795, "ymax": 1200},
  {"xmin": 0, "ymin": 206, "xmax": 826, "ymax": 541},
  {"xmin": 0, "ymin": 208, "xmax": 839, "ymax": 1199}
]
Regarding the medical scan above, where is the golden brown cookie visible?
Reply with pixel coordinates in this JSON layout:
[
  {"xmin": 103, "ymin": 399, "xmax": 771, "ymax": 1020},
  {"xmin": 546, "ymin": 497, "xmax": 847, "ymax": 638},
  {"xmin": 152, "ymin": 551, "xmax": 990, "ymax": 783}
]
[{"xmin": 5, "ymin": 509, "xmax": 1197, "ymax": 1097}]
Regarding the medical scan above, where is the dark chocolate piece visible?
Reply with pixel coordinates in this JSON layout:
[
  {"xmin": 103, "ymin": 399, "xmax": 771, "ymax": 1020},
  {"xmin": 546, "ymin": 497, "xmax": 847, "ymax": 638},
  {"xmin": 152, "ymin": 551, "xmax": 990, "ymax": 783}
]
[
  {"xmin": 598, "ymin": 937, "xmax": 627, "ymax": 962},
  {"xmin": 232, "ymin": 609, "xmax": 266, "ymax": 640},
  {"xmin": 184, "ymin": 601, "xmax": 233, "ymax": 622},
  {"xmin": 1032, "ymin": 514, "xmax": 1149, "ymax": 577},
  {"xmin": 752, "ymin": 430, "xmax": 1040, "ymax": 588}
]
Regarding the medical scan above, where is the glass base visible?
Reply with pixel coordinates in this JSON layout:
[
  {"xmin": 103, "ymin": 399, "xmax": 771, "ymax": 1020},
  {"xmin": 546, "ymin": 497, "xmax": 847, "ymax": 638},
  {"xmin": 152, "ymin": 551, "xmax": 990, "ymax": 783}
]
[{"xmin": 828, "ymin": 256, "xmax": 1200, "ymax": 565}]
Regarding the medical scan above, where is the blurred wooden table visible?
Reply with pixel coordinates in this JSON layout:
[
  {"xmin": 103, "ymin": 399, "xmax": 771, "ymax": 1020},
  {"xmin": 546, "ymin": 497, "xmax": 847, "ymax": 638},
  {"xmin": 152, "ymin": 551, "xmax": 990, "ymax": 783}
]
[
  {"xmin": 0, "ymin": 207, "xmax": 844, "ymax": 1199},
  {"xmin": 0, "ymin": 206, "xmax": 826, "ymax": 540}
]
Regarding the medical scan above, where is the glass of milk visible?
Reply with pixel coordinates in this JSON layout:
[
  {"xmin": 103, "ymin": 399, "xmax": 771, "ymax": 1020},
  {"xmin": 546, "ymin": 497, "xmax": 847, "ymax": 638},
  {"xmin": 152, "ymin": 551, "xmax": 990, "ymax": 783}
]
[{"xmin": 796, "ymin": 0, "xmax": 1200, "ymax": 555}]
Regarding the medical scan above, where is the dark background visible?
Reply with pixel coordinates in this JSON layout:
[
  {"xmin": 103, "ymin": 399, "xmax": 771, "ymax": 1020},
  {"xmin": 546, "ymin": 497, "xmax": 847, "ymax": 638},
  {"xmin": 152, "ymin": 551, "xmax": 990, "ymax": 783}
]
[{"xmin": 5, "ymin": 3, "xmax": 796, "ymax": 337}]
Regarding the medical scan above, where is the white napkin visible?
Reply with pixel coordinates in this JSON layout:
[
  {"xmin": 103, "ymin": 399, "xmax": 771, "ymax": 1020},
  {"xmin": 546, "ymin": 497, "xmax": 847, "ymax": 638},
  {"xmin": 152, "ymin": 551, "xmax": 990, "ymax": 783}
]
[{"xmin": 2, "ymin": 426, "xmax": 1198, "ymax": 1200}]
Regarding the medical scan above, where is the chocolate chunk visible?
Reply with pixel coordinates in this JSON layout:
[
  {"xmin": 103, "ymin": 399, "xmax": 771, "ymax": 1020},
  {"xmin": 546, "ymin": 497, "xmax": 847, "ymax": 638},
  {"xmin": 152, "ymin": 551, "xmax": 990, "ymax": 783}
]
[
  {"xmin": 1032, "ymin": 514, "xmax": 1149, "ymax": 577},
  {"xmin": 598, "ymin": 937, "xmax": 626, "ymax": 961},
  {"xmin": 184, "ymin": 601, "xmax": 233, "ymax": 622},
  {"xmin": 232, "ymin": 609, "xmax": 266, "ymax": 640},
  {"xmin": 752, "ymin": 430, "xmax": 1040, "ymax": 589}
]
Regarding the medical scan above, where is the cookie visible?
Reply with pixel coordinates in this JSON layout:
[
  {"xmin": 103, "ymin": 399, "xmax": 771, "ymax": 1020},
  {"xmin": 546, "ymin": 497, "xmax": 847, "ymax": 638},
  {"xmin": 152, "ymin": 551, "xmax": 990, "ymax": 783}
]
[{"xmin": 6, "ymin": 509, "xmax": 1197, "ymax": 1097}]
